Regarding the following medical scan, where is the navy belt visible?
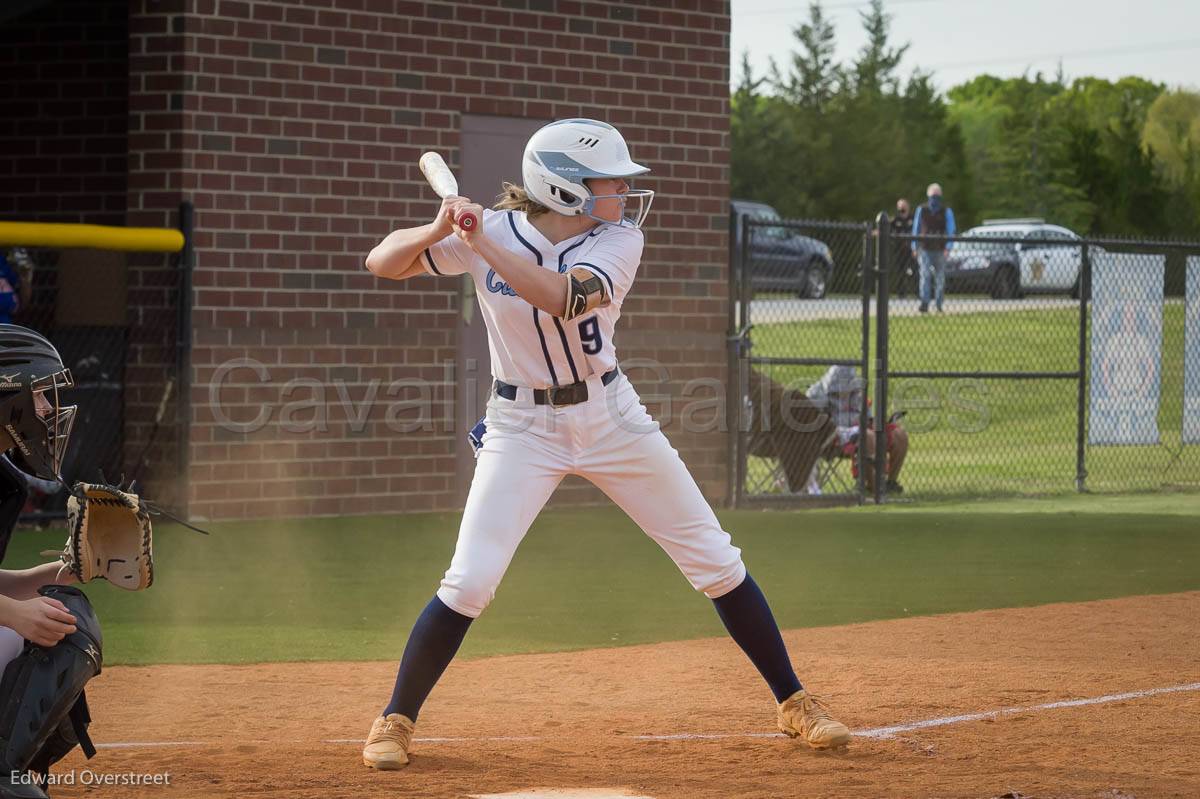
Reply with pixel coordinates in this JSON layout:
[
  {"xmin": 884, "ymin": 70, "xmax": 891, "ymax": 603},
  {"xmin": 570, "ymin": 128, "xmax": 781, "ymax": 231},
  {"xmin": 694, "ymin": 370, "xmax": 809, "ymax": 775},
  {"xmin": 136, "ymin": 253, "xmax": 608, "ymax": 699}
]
[{"xmin": 495, "ymin": 368, "xmax": 619, "ymax": 407}]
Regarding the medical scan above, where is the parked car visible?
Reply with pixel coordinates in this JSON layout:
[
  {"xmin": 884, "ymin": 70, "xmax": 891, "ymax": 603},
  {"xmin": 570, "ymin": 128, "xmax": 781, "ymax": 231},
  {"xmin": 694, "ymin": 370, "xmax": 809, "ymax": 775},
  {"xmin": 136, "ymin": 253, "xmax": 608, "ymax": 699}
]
[
  {"xmin": 731, "ymin": 199, "xmax": 835, "ymax": 299},
  {"xmin": 945, "ymin": 218, "xmax": 1094, "ymax": 299}
]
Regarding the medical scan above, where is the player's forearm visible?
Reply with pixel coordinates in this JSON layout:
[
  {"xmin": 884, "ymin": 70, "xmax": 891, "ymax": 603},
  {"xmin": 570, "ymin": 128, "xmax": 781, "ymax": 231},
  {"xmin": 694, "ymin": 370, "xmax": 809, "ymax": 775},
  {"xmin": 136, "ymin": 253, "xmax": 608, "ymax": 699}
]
[
  {"xmin": 472, "ymin": 235, "xmax": 567, "ymax": 317},
  {"xmin": 365, "ymin": 223, "xmax": 443, "ymax": 280},
  {"xmin": 0, "ymin": 593, "xmax": 20, "ymax": 627},
  {"xmin": 0, "ymin": 562, "xmax": 74, "ymax": 600}
]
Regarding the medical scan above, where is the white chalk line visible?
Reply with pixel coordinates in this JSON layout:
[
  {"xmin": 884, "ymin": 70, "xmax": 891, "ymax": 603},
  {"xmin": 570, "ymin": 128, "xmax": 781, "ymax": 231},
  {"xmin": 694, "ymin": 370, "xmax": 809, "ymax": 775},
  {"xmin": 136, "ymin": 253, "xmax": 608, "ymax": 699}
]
[
  {"xmin": 93, "ymin": 680, "xmax": 1200, "ymax": 750},
  {"xmin": 326, "ymin": 736, "xmax": 546, "ymax": 744},
  {"xmin": 853, "ymin": 681, "xmax": 1200, "ymax": 740}
]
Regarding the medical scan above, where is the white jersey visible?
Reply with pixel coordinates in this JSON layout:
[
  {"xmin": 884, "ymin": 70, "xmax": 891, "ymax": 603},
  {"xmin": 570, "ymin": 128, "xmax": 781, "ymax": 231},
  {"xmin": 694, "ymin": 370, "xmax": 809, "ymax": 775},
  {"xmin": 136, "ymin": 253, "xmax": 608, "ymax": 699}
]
[{"xmin": 422, "ymin": 208, "xmax": 643, "ymax": 388}]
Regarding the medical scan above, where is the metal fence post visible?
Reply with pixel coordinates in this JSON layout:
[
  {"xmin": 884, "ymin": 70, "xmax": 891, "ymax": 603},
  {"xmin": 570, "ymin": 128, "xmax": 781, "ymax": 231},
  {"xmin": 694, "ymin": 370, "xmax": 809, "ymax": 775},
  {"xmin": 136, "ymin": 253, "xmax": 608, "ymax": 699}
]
[
  {"xmin": 873, "ymin": 213, "xmax": 891, "ymax": 504},
  {"xmin": 176, "ymin": 201, "xmax": 194, "ymax": 517},
  {"xmin": 1075, "ymin": 240, "xmax": 1090, "ymax": 492},
  {"xmin": 726, "ymin": 210, "xmax": 740, "ymax": 507},
  {"xmin": 735, "ymin": 215, "xmax": 753, "ymax": 509},
  {"xmin": 725, "ymin": 215, "xmax": 753, "ymax": 508},
  {"xmin": 858, "ymin": 226, "xmax": 873, "ymax": 505}
]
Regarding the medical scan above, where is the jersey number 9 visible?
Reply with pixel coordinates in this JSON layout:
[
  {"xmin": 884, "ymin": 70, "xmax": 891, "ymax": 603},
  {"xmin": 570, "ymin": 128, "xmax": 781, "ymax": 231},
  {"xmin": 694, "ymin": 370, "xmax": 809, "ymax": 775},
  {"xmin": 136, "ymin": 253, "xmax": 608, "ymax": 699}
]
[{"xmin": 579, "ymin": 317, "xmax": 602, "ymax": 355}]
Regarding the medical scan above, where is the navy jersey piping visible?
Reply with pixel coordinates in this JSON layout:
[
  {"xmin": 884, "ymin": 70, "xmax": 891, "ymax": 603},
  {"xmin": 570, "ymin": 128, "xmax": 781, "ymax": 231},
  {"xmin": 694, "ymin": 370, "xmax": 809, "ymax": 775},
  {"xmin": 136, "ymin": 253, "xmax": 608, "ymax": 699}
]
[
  {"xmin": 508, "ymin": 212, "xmax": 562, "ymax": 386},
  {"xmin": 533, "ymin": 306, "xmax": 559, "ymax": 386},
  {"xmin": 508, "ymin": 211, "xmax": 543, "ymax": 265},
  {"xmin": 551, "ymin": 227, "xmax": 603, "ymax": 379},
  {"xmin": 556, "ymin": 227, "xmax": 602, "ymax": 273},
  {"xmin": 551, "ymin": 317, "xmax": 580, "ymax": 382}
]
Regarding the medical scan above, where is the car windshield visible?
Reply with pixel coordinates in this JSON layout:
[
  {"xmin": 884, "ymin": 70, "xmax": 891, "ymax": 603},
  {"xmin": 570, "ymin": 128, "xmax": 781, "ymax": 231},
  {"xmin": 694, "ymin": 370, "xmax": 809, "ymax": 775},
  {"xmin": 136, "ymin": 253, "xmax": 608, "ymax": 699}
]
[
  {"xmin": 747, "ymin": 208, "xmax": 793, "ymax": 239},
  {"xmin": 964, "ymin": 227, "xmax": 1018, "ymax": 239},
  {"xmin": 945, "ymin": 228, "xmax": 1017, "ymax": 259}
]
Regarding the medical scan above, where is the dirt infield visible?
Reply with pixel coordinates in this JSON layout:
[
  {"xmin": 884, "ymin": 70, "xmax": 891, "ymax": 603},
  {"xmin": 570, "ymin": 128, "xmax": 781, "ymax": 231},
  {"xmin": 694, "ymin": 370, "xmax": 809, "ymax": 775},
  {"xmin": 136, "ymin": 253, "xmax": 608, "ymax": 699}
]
[{"xmin": 50, "ymin": 592, "xmax": 1200, "ymax": 799}]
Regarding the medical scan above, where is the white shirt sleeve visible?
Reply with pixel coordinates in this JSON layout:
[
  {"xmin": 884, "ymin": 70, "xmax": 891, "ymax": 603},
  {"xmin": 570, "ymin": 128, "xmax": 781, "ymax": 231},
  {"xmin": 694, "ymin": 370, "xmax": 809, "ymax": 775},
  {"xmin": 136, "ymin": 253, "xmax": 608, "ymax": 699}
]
[
  {"xmin": 572, "ymin": 225, "xmax": 644, "ymax": 305},
  {"xmin": 421, "ymin": 209, "xmax": 495, "ymax": 277}
]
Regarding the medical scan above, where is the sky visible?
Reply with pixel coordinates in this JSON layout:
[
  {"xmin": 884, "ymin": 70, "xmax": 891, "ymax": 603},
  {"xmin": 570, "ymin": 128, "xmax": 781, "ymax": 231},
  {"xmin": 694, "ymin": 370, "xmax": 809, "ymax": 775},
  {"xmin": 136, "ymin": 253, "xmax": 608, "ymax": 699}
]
[{"xmin": 731, "ymin": 0, "xmax": 1200, "ymax": 93}]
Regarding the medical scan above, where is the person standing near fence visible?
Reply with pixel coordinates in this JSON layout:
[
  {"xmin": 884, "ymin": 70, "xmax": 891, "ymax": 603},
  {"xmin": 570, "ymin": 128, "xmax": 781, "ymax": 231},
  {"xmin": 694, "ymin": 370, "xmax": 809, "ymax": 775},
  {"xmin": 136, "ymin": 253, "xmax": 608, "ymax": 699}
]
[
  {"xmin": 0, "ymin": 249, "xmax": 33, "ymax": 325},
  {"xmin": 889, "ymin": 199, "xmax": 916, "ymax": 298},
  {"xmin": 911, "ymin": 184, "xmax": 955, "ymax": 314}
]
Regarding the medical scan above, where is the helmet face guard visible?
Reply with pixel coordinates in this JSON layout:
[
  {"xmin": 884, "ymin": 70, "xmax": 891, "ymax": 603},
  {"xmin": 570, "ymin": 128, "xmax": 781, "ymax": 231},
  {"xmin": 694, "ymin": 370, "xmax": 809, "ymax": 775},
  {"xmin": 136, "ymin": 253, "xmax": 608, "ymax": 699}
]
[
  {"xmin": 2, "ymin": 368, "xmax": 76, "ymax": 482},
  {"xmin": 37, "ymin": 369, "xmax": 77, "ymax": 480},
  {"xmin": 581, "ymin": 186, "xmax": 655, "ymax": 229},
  {"xmin": 0, "ymin": 325, "xmax": 77, "ymax": 482}
]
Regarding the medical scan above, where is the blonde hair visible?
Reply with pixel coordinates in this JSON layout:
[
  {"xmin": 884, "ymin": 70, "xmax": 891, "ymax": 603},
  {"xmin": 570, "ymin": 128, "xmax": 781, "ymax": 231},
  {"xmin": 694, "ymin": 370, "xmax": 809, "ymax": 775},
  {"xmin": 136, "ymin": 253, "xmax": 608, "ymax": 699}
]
[{"xmin": 493, "ymin": 182, "xmax": 551, "ymax": 218}]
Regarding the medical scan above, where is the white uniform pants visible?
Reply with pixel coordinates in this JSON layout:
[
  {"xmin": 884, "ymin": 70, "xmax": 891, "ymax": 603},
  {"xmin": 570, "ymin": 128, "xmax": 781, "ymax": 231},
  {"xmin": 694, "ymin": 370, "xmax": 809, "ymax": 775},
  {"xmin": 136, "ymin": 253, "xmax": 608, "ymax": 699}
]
[
  {"xmin": 437, "ymin": 373, "xmax": 746, "ymax": 618},
  {"xmin": 0, "ymin": 626, "xmax": 23, "ymax": 672},
  {"xmin": 917, "ymin": 249, "xmax": 947, "ymax": 310}
]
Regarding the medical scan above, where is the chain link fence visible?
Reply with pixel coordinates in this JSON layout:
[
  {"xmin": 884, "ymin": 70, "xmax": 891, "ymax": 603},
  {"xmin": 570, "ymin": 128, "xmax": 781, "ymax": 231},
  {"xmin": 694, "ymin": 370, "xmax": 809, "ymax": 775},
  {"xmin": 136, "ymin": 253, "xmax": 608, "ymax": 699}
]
[
  {"xmin": 729, "ymin": 216, "xmax": 872, "ymax": 506},
  {"xmin": 1078, "ymin": 240, "xmax": 1198, "ymax": 493},
  {"xmin": 730, "ymin": 212, "xmax": 1200, "ymax": 504},
  {"xmin": 6, "ymin": 239, "xmax": 187, "ymax": 523}
]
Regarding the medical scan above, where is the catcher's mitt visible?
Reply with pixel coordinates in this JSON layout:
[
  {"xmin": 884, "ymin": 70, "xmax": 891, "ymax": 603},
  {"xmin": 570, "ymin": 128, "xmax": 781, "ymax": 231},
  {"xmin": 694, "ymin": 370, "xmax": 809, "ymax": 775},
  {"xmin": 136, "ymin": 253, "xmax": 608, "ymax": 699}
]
[{"xmin": 58, "ymin": 483, "xmax": 154, "ymax": 591}]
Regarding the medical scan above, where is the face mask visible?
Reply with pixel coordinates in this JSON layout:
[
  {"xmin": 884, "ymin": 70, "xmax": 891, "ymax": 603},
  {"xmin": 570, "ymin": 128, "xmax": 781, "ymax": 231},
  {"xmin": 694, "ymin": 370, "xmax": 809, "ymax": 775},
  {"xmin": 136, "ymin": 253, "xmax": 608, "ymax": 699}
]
[{"xmin": 928, "ymin": 195, "xmax": 942, "ymax": 211}]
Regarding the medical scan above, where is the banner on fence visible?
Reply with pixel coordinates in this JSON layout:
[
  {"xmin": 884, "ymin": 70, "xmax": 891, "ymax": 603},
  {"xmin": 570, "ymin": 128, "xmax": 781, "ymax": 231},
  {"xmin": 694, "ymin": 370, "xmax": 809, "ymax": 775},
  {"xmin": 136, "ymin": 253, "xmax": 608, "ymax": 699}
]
[
  {"xmin": 1185, "ymin": 257, "xmax": 1200, "ymax": 445},
  {"xmin": 1089, "ymin": 252, "xmax": 1165, "ymax": 445}
]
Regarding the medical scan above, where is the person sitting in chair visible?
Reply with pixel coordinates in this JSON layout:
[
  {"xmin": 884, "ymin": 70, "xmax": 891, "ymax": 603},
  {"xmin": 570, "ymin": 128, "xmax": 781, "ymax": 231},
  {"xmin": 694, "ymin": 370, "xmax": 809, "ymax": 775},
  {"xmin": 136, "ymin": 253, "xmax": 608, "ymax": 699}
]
[
  {"xmin": 805, "ymin": 366, "xmax": 909, "ymax": 494},
  {"xmin": 745, "ymin": 369, "xmax": 837, "ymax": 494}
]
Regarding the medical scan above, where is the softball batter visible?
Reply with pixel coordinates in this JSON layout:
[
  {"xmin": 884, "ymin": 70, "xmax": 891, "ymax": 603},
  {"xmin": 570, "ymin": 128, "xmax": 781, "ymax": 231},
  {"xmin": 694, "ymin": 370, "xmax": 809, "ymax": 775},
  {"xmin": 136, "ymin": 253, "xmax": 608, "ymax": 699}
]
[{"xmin": 361, "ymin": 119, "xmax": 849, "ymax": 768}]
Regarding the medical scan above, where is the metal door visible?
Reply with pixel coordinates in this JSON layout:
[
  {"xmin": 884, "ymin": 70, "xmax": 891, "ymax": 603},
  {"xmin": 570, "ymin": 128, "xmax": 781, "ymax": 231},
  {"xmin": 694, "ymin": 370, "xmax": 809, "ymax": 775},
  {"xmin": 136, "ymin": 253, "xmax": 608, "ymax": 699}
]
[
  {"xmin": 728, "ymin": 214, "xmax": 873, "ymax": 507},
  {"xmin": 455, "ymin": 115, "xmax": 548, "ymax": 501}
]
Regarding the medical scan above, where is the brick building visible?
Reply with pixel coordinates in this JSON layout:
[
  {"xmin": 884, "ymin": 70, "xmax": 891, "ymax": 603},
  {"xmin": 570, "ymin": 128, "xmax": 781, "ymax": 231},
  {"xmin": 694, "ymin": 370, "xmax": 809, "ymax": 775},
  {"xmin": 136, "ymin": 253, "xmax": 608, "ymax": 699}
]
[{"xmin": 1, "ymin": 0, "xmax": 732, "ymax": 520}]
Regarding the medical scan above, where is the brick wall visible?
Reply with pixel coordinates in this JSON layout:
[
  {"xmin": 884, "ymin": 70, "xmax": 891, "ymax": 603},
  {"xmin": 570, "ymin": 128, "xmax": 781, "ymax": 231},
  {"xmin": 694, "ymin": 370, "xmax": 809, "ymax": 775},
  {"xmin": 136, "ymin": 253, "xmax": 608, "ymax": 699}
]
[
  {"xmin": 131, "ymin": 0, "xmax": 731, "ymax": 520},
  {"xmin": 121, "ymin": 1, "xmax": 189, "ymax": 507},
  {"xmin": 0, "ymin": 0, "xmax": 128, "ymax": 224},
  {"xmin": 0, "ymin": 1, "xmax": 182, "ymax": 506}
]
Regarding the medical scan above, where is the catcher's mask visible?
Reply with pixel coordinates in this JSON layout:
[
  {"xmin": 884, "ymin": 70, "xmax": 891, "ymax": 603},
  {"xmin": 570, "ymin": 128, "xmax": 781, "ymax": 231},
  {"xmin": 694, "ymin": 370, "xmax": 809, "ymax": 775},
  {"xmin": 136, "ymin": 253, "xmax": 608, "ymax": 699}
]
[{"xmin": 0, "ymin": 325, "xmax": 76, "ymax": 481}]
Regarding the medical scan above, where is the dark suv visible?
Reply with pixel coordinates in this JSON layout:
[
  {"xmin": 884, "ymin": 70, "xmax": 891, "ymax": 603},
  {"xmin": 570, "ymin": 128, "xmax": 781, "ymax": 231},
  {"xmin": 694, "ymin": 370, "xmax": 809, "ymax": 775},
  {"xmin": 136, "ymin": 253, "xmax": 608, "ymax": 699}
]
[{"xmin": 731, "ymin": 199, "xmax": 835, "ymax": 299}]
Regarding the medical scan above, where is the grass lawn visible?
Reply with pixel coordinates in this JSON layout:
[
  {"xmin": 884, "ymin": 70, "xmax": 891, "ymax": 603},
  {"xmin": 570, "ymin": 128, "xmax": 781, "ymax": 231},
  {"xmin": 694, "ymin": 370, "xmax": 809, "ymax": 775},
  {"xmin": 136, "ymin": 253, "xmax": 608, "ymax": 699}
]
[
  {"xmin": 8, "ymin": 496, "xmax": 1197, "ymax": 665},
  {"xmin": 748, "ymin": 301, "xmax": 1197, "ymax": 497}
]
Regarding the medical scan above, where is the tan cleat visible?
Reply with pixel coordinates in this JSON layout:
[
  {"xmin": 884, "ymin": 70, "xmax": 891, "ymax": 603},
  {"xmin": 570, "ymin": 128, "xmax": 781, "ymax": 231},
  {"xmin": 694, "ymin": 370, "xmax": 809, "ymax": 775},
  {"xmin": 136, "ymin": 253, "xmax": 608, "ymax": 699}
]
[
  {"xmin": 362, "ymin": 712, "xmax": 416, "ymax": 769},
  {"xmin": 777, "ymin": 689, "xmax": 851, "ymax": 749}
]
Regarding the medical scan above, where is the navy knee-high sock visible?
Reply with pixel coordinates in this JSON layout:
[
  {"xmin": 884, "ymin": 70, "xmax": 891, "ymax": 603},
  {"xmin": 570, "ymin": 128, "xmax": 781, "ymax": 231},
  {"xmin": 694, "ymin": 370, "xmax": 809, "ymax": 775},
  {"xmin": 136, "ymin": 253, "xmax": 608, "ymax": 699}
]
[
  {"xmin": 711, "ymin": 573, "xmax": 803, "ymax": 703},
  {"xmin": 383, "ymin": 596, "xmax": 474, "ymax": 721}
]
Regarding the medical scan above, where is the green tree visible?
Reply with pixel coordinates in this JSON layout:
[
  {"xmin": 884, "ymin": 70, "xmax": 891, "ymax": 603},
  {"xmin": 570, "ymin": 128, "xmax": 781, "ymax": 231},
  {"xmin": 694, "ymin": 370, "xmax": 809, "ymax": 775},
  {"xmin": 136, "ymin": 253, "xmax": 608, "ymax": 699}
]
[
  {"xmin": 728, "ymin": 8, "xmax": 1200, "ymax": 239},
  {"xmin": 1048, "ymin": 77, "xmax": 1168, "ymax": 235},
  {"xmin": 1142, "ymin": 89, "xmax": 1200, "ymax": 185},
  {"xmin": 1137, "ymin": 88, "xmax": 1200, "ymax": 230},
  {"xmin": 893, "ymin": 72, "xmax": 973, "ymax": 224},
  {"xmin": 772, "ymin": 2, "xmax": 841, "ymax": 111},
  {"xmin": 731, "ymin": 52, "xmax": 819, "ymax": 213},
  {"xmin": 1141, "ymin": 89, "xmax": 1200, "ymax": 233},
  {"xmin": 731, "ymin": 1, "xmax": 970, "ymax": 224},
  {"xmin": 948, "ymin": 75, "xmax": 1093, "ymax": 230},
  {"xmin": 731, "ymin": 52, "xmax": 785, "ymax": 203},
  {"xmin": 852, "ymin": 0, "xmax": 907, "ymax": 96}
]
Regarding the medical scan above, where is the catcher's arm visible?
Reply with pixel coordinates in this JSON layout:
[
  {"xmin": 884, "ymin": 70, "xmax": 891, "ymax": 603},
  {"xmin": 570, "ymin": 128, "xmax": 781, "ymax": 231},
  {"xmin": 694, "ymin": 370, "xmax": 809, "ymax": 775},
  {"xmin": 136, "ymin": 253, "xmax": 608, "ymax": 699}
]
[
  {"xmin": 0, "ymin": 562, "xmax": 75, "ymax": 600},
  {"xmin": 0, "ymin": 593, "xmax": 76, "ymax": 647}
]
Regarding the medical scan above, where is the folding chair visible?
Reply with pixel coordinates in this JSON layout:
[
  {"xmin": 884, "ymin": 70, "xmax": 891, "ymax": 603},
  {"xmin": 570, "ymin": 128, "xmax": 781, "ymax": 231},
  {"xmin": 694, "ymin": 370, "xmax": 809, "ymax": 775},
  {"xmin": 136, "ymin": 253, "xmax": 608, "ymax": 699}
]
[
  {"xmin": 745, "ymin": 371, "xmax": 838, "ymax": 496},
  {"xmin": 809, "ymin": 437, "xmax": 855, "ymax": 495}
]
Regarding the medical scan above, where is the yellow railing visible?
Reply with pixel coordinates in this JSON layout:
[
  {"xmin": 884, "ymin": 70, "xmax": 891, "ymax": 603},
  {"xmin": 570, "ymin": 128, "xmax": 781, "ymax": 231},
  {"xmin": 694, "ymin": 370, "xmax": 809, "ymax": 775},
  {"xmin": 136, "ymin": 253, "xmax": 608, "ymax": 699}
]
[{"xmin": 0, "ymin": 221, "xmax": 184, "ymax": 253}]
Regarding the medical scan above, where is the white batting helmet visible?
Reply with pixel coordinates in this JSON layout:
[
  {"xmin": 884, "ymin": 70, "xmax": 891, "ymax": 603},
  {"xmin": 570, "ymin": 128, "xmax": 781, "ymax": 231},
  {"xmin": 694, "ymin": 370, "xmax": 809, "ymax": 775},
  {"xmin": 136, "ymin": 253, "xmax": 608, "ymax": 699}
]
[{"xmin": 522, "ymin": 119, "xmax": 655, "ymax": 228}]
